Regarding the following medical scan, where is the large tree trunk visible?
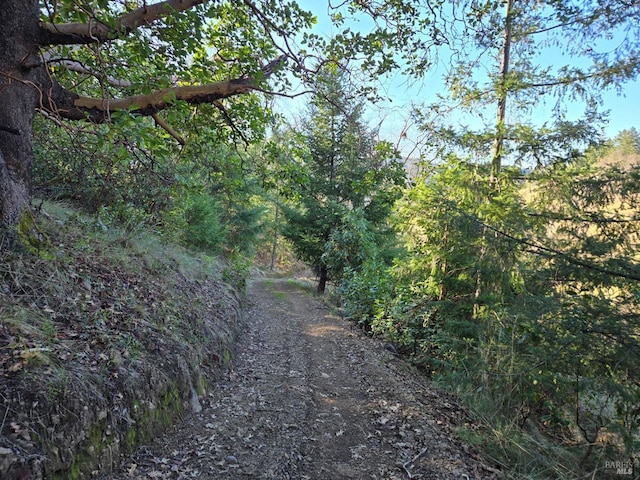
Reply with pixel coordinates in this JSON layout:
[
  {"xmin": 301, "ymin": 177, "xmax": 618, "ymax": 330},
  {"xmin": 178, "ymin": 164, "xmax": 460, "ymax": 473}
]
[
  {"xmin": 0, "ymin": 0, "xmax": 40, "ymax": 226},
  {"xmin": 0, "ymin": 0, "xmax": 280, "ymax": 228}
]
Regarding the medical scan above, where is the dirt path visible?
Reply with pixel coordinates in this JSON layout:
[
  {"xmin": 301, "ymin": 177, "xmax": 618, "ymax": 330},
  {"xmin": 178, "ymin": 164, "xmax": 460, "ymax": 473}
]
[{"xmin": 101, "ymin": 278, "xmax": 499, "ymax": 479}]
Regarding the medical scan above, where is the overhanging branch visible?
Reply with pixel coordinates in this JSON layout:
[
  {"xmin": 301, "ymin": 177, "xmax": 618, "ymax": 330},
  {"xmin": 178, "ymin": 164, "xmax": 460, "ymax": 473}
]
[
  {"xmin": 56, "ymin": 77, "xmax": 256, "ymax": 121},
  {"xmin": 40, "ymin": 0, "xmax": 209, "ymax": 45},
  {"xmin": 45, "ymin": 56, "xmax": 287, "ymax": 125},
  {"xmin": 46, "ymin": 57, "xmax": 133, "ymax": 88}
]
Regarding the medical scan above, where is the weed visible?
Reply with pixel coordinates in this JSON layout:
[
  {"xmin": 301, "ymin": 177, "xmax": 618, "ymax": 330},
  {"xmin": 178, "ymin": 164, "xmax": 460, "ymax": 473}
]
[{"xmin": 272, "ymin": 290, "xmax": 286, "ymax": 301}]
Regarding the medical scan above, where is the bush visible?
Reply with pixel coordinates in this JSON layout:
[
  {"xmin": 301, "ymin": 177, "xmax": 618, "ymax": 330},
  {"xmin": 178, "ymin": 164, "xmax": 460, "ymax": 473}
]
[
  {"xmin": 166, "ymin": 192, "xmax": 228, "ymax": 254},
  {"xmin": 339, "ymin": 258, "xmax": 392, "ymax": 328}
]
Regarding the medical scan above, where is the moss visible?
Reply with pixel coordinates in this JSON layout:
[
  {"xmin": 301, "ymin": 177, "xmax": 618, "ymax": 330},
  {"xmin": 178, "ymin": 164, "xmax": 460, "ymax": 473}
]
[
  {"xmin": 161, "ymin": 383, "xmax": 181, "ymax": 413},
  {"xmin": 125, "ymin": 428, "xmax": 137, "ymax": 451},
  {"xmin": 17, "ymin": 207, "xmax": 53, "ymax": 259},
  {"xmin": 53, "ymin": 383, "xmax": 189, "ymax": 479},
  {"xmin": 57, "ymin": 423, "xmax": 107, "ymax": 480},
  {"xmin": 272, "ymin": 290, "xmax": 287, "ymax": 301},
  {"xmin": 58, "ymin": 462, "xmax": 81, "ymax": 480},
  {"xmin": 197, "ymin": 375, "xmax": 208, "ymax": 396}
]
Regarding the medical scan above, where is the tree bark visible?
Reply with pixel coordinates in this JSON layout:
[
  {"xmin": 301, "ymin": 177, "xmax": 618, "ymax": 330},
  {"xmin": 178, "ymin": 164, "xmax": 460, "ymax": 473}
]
[
  {"xmin": 39, "ymin": 0, "xmax": 209, "ymax": 45},
  {"xmin": 0, "ymin": 0, "xmax": 42, "ymax": 225},
  {"xmin": 318, "ymin": 265, "xmax": 328, "ymax": 293},
  {"xmin": 491, "ymin": 0, "xmax": 514, "ymax": 181},
  {"xmin": 270, "ymin": 202, "xmax": 279, "ymax": 271}
]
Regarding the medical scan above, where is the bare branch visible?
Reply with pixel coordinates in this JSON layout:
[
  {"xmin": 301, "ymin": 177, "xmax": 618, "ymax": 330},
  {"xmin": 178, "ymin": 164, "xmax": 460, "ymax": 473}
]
[
  {"xmin": 45, "ymin": 56, "xmax": 286, "ymax": 122},
  {"xmin": 152, "ymin": 113, "xmax": 185, "ymax": 145},
  {"xmin": 47, "ymin": 57, "xmax": 133, "ymax": 88},
  {"xmin": 212, "ymin": 100, "xmax": 249, "ymax": 144},
  {"xmin": 40, "ymin": 0, "xmax": 209, "ymax": 45},
  {"xmin": 63, "ymin": 78, "xmax": 255, "ymax": 120}
]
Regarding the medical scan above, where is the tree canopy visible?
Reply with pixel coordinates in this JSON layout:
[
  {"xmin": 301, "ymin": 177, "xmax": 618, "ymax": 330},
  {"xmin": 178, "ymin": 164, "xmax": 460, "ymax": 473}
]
[
  {"xmin": 1, "ymin": 0, "xmax": 452, "ymax": 228},
  {"xmin": 0, "ymin": 1, "xmax": 295, "ymax": 225}
]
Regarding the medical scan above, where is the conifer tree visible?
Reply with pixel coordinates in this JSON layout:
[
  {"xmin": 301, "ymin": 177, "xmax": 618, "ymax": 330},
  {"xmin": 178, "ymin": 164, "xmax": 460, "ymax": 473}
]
[{"xmin": 282, "ymin": 68, "xmax": 405, "ymax": 292}]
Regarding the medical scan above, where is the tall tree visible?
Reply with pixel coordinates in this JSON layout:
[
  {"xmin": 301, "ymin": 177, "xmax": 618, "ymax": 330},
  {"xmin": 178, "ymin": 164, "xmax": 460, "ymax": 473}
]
[
  {"xmin": 282, "ymin": 68, "xmax": 405, "ymax": 292},
  {"xmin": 407, "ymin": 0, "xmax": 640, "ymax": 320},
  {"xmin": 373, "ymin": 0, "xmax": 640, "ymax": 469},
  {"xmin": 415, "ymin": 0, "xmax": 640, "ymax": 171}
]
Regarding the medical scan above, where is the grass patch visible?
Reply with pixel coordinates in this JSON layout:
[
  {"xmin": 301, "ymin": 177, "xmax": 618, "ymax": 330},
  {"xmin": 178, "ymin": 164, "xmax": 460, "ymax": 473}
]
[
  {"xmin": 272, "ymin": 290, "xmax": 287, "ymax": 301},
  {"xmin": 447, "ymin": 379, "xmax": 630, "ymax": 479}
]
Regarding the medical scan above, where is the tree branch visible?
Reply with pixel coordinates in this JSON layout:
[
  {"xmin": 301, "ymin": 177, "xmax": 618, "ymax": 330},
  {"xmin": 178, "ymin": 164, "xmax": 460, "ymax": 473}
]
[
  {"xmin": 0, "ymin": 125, "xmax": 21, "ymax": 135},
  {"xmin": 40, "ymin": 0, "xmax": 209, "ymax": 45},
  {"xmin": 46, "ymin": 57, "xmax": 133, "ymax": 88},
  {"xmin": 56, "ymin": 78, "xmax": 256, "ymax": 121},
  {"xmin": 152, "ymin": 113, "xmax": 185, "ymax": 145},
  {"xmin": 45, "ymin": 56, "xmax": 286, "ymax": 122},
  {"xmin": 447, "ymin": 201, "xmax": 640, "ymax": 282},
  {"xmin": 527, "ymin": 211, "xmax": 640, "ymax": 224}
]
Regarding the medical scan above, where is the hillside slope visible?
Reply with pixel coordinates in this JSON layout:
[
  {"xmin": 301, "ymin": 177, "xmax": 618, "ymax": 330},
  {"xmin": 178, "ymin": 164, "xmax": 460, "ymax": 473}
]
[{"xmin": 0, "ymin": 202, "xmax": 244, "ymax": 479}]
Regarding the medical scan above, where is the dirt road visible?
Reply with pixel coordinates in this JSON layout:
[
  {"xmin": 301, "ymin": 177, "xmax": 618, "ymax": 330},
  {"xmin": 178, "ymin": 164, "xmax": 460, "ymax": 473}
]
[{"xmin": 102, "ymin": 278, "xmax": 499, "ymax": 479}]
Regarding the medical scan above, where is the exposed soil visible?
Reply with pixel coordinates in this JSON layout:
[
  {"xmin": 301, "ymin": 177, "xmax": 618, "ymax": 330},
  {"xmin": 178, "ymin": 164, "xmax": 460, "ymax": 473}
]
[{"xmin": 100, "ymin": 278, "xmax": 501, "ymax": 480}]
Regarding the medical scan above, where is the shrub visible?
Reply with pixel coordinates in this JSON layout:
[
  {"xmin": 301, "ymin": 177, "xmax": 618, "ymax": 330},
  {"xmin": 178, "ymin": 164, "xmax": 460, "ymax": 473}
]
[{"xmin": 166, "ymin": 192, "xmax": 227, "ymax": 254}]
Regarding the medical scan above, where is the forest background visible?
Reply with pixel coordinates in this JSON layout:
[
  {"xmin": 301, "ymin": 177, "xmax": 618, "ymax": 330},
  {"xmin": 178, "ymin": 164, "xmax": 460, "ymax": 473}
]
[{"xmin": 1, "ymin": 1, "xmax": 640, "ymax": 478}]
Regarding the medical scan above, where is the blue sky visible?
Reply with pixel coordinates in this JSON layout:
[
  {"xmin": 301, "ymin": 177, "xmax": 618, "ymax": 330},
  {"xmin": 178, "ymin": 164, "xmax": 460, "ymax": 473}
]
[{"xmin": 280, "ymin": 1, "xmax": 639, "ymax": 158}]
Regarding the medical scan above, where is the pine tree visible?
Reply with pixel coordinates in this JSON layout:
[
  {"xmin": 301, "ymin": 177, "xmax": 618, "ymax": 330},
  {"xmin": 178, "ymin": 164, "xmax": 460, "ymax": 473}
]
[{"xmin": 282, "ymin": 67, "xmax": 405, "ymax": 292}]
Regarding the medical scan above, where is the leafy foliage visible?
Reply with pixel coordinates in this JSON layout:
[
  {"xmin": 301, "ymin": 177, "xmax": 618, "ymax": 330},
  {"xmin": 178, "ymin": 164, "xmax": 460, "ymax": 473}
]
[
  {"xmin": 32, "ymin": 114, "xmax": 177, "ymax": 219},
  {"xmin": 338, "ymin": 257, "xmax": 394, "ymax": 329},
  {"xmin": 169, "ymin": 192, "xmax": 227, "ymax": 254},
  {"xmin": 32, "ymin": 106, "xmax": 270, "ymax": 258},
  {"xmin": 345, "ymin": 142, "xmax": 640, "ymax": 473},
  {"xmin": 322, "ymin": 209, "xmax": 376, "ymax": 284}
]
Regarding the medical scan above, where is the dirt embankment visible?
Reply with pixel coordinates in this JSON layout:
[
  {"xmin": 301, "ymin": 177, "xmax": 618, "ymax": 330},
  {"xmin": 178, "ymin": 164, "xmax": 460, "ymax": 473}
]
[
  {"xmin": 101, "ymin": 278, "xmax": 500, "ymax": 479},
  {"xmin": 0, "ymin": 222, "xmax": 243, "ymax": 480}
]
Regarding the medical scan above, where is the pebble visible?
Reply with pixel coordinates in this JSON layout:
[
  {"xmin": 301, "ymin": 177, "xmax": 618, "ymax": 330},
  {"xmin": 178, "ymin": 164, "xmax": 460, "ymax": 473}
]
[{"xmin": 224, "ymin": 455, "xmax": 239, "ymax": 464}]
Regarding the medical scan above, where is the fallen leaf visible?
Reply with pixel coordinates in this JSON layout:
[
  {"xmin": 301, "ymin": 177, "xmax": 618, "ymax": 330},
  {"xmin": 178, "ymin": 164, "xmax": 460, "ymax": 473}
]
[{"xmin": 8, "ymin": 362, "xmax": 23, "ymax": 372}]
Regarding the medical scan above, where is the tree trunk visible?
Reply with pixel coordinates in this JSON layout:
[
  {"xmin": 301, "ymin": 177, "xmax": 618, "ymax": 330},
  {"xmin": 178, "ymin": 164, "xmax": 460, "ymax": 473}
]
[
  {"xmin": 491, "ymin": 0, "xmax": 514, "ymax": 181},
  {"xmin": 270, "ymin": 202, "xmax": 279, "ymax": 271},
  {"xmin": 318, "ymin": 265, "xmax": 328, "ymax": 293},
  {"xmin": 0, "ymin": 0, "xmax": 41, "ymax": 226}
]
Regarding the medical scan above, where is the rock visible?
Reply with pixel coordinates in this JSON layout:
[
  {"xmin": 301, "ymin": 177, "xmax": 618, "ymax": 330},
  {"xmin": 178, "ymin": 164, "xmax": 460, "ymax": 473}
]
[{"xmin": 224, "ymin": 455, "xmax": 239, "ymax": 464}]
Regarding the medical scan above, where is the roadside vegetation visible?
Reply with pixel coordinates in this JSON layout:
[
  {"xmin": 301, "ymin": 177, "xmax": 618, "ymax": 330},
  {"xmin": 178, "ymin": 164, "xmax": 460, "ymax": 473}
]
[
  {"xmin": 338, "ymin": 133, "xmax": 640, "ymax": 478},
  {"xmin": 0, "ymin": 200, "xmax": 244, "ymax": 479}
]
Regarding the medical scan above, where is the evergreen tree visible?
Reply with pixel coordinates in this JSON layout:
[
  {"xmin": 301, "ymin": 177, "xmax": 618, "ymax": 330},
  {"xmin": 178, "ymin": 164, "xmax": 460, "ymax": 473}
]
[
  {"xmin": 359, "ymin": 0, "xmax": 640, "ymax": 469},
  {"xmin": 282, "ymin": 68, "xmax": 405, "ymax": 292}
]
